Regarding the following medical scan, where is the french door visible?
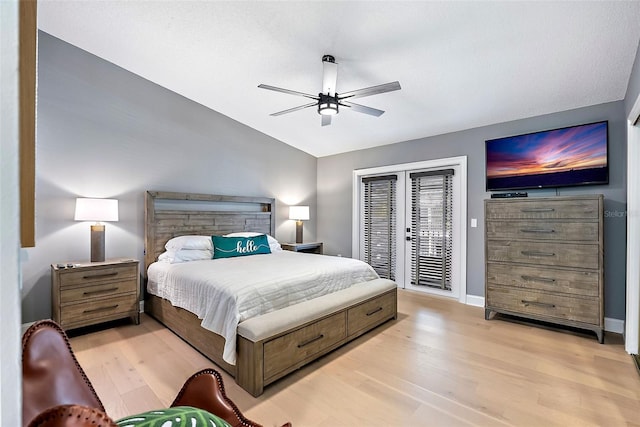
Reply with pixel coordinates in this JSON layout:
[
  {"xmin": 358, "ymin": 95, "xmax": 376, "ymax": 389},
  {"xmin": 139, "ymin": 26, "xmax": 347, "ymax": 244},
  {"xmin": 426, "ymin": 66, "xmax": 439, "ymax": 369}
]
[{"xmin": 354, "ymin": 157, "xmax": 467, "ymax": 301}]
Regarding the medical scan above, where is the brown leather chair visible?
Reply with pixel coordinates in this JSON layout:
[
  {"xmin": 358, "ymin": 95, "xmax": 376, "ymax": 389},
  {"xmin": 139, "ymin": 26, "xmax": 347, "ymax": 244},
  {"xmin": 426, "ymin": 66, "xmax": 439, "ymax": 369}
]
[{"xmin": 22, "ymin": 320, "xmax": 288, "ymax": 427}]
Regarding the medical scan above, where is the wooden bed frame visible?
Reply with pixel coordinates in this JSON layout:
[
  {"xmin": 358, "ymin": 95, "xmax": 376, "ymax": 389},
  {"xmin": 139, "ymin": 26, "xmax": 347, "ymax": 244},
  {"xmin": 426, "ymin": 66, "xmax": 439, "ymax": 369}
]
[{"xmin": 144, "ymin": 191, "xmax": 397, "ymax": 396}]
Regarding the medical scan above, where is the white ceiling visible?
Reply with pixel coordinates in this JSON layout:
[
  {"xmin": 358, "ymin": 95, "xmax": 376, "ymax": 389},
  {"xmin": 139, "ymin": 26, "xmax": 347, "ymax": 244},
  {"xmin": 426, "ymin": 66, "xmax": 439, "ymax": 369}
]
[{"xmin": 38, "ymin": 1, "xmax": 640, "ymax": 158}]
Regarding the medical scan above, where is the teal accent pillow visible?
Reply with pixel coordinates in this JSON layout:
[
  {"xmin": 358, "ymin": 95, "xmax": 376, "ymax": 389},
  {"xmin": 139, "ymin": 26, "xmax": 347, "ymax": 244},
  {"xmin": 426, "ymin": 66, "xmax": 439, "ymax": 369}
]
[
  {"xmin": 212, "ymin": 234, "xmax": 271, "ymax": 259},
  {"xmin": 116, "ymin": 406, "xmax": 232, "ymax": 427}
]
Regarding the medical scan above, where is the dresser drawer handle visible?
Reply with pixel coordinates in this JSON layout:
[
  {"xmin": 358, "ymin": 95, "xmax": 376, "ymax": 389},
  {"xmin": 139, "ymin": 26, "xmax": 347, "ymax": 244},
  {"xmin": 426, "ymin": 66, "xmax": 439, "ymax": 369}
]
[
  {"xmin": 83, "ymin": 287, "xmax": 119, "ymax": 296},
  {"xmin": 521, "ymin": 250, "xmax": 556, "ymax": 257},
  {"xmin": 520, "ymin": 228, "xmax": 555, "ymax": 234},
  {"xmin": 520, "ymin": 208, "xmax": 555, "ymax": 213},
  {"xmin": 83, "ymin": 272, "xmax": 118, "ymax": 280},
  {"xmin": 521, "ymin": 275, "xmax": 555, "ymax": 283},
  {"xmin": 521, "ymin": 300, "xmax": 556, "ymax": 308},
  {"xmin": 83, "ymin": 304, "xmax": 119, "ymax": 314},
  {"xmin": 297, "ymin": 334, "xmax": 324, "ymax": 348},
  {"xmin": 366, "ymin": 307, "xmax": 383, "ymax": 316}
]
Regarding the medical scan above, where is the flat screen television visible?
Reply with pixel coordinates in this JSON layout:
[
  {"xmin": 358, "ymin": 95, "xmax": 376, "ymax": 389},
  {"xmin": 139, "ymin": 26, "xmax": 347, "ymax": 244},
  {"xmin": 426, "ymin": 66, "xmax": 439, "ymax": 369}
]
[{"xmin": 485, "ymin": 120, "xmax": 608, "ymax": 192}]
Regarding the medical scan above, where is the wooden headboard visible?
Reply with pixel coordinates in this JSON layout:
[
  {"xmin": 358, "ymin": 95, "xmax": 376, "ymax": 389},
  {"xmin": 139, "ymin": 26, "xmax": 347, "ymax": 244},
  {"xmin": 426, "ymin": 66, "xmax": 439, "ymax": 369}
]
[{"xmin": 144, "ymin": 191, "xmax": 275, "ymax": 274}]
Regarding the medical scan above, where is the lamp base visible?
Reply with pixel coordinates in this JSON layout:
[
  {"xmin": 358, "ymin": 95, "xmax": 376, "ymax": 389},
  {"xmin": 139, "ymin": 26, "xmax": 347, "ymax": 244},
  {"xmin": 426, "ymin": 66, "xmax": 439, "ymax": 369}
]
[
  {"xmin": 90, "ymin": 224, "xmax": 105, "ymax": 263},
  {"xmin": 295, "ymin": 220, "xmax": 303, "ymax": 244}
]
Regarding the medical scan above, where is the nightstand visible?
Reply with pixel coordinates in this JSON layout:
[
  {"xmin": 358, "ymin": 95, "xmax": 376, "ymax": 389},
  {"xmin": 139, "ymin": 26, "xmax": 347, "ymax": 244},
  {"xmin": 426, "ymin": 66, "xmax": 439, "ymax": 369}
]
[
  {"xmin": 51, "ymin": 258, "xmax": 140, "ymax": 331},
  {"xmin": 281, "ymin": 242, "xmax": 323, "ymax": 254}
]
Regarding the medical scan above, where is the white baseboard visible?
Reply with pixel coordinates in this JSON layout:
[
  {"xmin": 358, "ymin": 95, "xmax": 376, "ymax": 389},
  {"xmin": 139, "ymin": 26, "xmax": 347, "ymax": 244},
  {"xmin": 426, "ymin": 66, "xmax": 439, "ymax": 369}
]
[
  {"xmin": 464, "ymin": 294, "xmax": 624, "ymax": 334},
  {"xmin": 465, "ymin": 294, "xmax": 484, "ymax": 307},
  {"xmin": 605, "ymin": 317, "xmax": 624, "ymax": 334}
]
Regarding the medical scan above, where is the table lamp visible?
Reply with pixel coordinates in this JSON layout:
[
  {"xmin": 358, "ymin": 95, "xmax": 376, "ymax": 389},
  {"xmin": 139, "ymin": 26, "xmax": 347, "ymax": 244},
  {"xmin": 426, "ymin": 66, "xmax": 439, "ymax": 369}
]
[
  {"xmin": 289, "ymin": 205, "xmax": 309, "ymax": 244},
  {"xmin": 74, "ymin": 198, "xmax": 119, "ymax": 262}
]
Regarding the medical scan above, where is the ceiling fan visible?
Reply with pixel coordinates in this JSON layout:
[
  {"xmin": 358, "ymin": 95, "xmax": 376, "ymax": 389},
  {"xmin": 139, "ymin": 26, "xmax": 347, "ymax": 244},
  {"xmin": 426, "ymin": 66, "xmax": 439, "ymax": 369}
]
[{"xmin": 258, "ymin": 55, "xmax": 401, "ymax": 126}]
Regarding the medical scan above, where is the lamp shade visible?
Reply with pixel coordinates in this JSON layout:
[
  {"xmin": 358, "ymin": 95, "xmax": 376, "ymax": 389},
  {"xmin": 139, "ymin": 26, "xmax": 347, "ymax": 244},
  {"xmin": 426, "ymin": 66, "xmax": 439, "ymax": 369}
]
[
  {"xmin": 74, "ymin": 198, "xmax": 119, "ymax": 222},
  {"xmin": 289, "ymin": 205, "xmax": 309, "ymax": 221}
]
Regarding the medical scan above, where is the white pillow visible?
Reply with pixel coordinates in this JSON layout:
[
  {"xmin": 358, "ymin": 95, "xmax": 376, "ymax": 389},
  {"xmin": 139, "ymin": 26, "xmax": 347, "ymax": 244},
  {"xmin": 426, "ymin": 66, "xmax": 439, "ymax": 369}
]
[
  {"xmin": 224, "ymin": 232, "xmax": 282, "ymax": 252},
  {"xmin": 165, "ymin": 235, "xmax": 213, "ymax": 252},
  {"xmin": 158, "ymin": 249, "xmax": 213, "ymax": 264}
]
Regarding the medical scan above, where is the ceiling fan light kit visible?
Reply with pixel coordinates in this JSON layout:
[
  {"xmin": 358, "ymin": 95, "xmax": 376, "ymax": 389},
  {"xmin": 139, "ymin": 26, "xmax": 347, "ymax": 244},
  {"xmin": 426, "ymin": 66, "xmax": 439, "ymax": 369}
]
[
  {"xmin": 318, "ymin": 94, "xmax": 339, "ymax": 115},
  {"xmin": 258, "ymin": 54, "xmax": 400, "ymax": 126}
]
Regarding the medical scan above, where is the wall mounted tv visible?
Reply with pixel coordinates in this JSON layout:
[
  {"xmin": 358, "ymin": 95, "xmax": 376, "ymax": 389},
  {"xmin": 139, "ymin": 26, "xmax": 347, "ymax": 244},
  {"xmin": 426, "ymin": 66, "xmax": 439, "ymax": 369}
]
[{"xmin": 485, "ymin": 120, "xmax": 608, "ymax": 192}]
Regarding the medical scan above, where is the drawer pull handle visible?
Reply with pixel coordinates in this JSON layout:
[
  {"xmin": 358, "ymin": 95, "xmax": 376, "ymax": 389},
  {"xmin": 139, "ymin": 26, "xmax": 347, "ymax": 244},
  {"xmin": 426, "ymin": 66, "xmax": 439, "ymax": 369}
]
[
  {"xmin": 297, "ymin": 334, "xmax": 324, "ymax": 348},
  {"xmin": 366, "ymin": 307, "xmax": 383, "ymax": 316},
  {"xmin": 83, "ymin": 272, "xmax": 118, "ymax": 280},
  {"xmin": 521, "ymin": 250, "xmax": 556, "ymax": 257},
  {"xmin": 83, "ymin": 304, "xmax": 118, "ymax": 314},
  {"xmin": 520, "ymin": 228, "xmax": 555, "ymax": 234},
  {"xmin": 520, "ymin": 208, "xmax": 555, "ymax": 213},
  {"xmin": 83, "ymin": 287, "xmax": 118, "ymax": 296},
  {"xmin": 521, "ymin": 275, "xmax": 555, "ymax": 283},
  {"xmin": 521, "ymin": 300, "xmax": 556, "ymax": 308}
]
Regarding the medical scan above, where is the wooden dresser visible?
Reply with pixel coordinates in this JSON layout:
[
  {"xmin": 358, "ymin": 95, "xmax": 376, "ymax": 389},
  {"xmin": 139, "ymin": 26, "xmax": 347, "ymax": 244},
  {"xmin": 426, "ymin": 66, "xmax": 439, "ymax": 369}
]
[
  {"xmin": 51, "ymin": 258, "xmax": 140, "ymax": 331},
  {"xmin": 484, "ymin": 195, "xmax": 604, "ymax": 342}
]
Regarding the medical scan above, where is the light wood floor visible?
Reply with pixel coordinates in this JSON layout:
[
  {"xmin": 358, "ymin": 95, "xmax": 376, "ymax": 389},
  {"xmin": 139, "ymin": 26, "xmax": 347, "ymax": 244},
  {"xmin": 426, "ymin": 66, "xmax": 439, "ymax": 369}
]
[{"xmin": 69, "ymin": 289, "xmax": 640, "ymax": 426}]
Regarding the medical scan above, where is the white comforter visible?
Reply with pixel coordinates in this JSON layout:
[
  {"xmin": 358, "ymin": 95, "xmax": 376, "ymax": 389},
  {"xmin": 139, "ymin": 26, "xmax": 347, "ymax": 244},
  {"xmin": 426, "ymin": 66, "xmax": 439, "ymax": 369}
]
[{"xmin": 147, "ymin": 251, "xmax": 379, "ymax": 364}]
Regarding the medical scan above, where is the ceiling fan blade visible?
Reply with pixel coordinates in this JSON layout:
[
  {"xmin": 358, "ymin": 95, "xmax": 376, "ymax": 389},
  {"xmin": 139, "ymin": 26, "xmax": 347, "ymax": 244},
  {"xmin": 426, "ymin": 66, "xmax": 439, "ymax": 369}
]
[
  {"xmin": 321, "ymin": 115, "xmax": 332, "ymax": 126},
  {"xmin": 338, "ymin": 81, "xmax": 401, "ymax": 100},
  {"xmin": 322, "ymin": 60, "xmax": 338, "ymax": 96},
  {"xmin": 340, "ymin": 101, "xmax": 385, "ymax": 117},
  {"xmin": 258, "ymin": 84, "xmax": 318, "ymax": 100},
  {"xmin": 270, "ymin": 102, "xmax": 317, "ymax": 116}
]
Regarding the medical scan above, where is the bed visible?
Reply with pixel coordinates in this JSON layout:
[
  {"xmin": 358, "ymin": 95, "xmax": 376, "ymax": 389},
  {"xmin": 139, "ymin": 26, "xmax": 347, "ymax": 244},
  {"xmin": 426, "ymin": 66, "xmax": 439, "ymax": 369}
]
[{"xmin": 144, "ymin": 191, "xmax": 397, "ymax": 396}]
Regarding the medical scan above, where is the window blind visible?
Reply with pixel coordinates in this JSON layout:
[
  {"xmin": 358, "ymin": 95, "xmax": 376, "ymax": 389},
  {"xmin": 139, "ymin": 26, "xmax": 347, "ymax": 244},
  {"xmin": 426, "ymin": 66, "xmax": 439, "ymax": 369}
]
[
  {"xmin": 410, "ymin": 169, "xmax": 453, "ymax": 290},
  {"xmin": 362, "ymin": 175, "xmax": 397, "ymax": 280}
]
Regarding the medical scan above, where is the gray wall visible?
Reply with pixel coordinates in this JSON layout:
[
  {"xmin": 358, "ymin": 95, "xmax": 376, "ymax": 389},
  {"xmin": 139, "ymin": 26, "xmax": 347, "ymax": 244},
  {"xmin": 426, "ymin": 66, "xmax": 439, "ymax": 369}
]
[
  {"xmin": 317, "ymin": 101, "xmax": 627, "ymax": 320},
  {"xmin": 22, "ymin": 32, "xmax": 318, "ymax": 323}
]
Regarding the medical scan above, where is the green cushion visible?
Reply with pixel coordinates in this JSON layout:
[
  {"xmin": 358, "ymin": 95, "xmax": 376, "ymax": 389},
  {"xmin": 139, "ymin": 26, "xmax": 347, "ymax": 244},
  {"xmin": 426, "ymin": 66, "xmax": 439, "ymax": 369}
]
[
  {"xmin": 212, "ymin": 234, "xmax": 271, "ymax": 259},
  {"xmin": 116, "ymin": 406, "xmax": 231, "ymax": 427}
]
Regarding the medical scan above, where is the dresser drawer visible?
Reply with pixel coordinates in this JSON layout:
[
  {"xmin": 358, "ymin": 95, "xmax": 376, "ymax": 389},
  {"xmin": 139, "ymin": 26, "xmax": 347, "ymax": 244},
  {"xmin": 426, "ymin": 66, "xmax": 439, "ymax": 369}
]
[
  {"xmin": 58, "ymin": 264, "xmax": 138, "ymax": 287},
  {"xmin": 60, "ymin": 278, "xmax": 138, "ymax": 304},
  {"xmin": 485, "ymin": 220, "xmax": 599, "ymax": 242},
  {"xmin": 347, "ymin": 291, "xmax": 396, "ymax": 336},
  {"xmin": 263, "ymin": 312, "xmax": 346, "ymax": 381},
  {"xmin": 60, "ymin": 293, "xmax": 138, "ymax": 327},
  {"xmin": 486, "ymin": 199, "xmax": 600, "ymax": 220},
  {"xmin": 487, "ymin": 263, "xmax": 599, "ymax": 296},
  {"xmin": 486, "ymin": 284, "xmax": 600, "ymax": 325},
  {"xmin": 486, "ymin": 240, "xmax": 599, "ymax": 269}
]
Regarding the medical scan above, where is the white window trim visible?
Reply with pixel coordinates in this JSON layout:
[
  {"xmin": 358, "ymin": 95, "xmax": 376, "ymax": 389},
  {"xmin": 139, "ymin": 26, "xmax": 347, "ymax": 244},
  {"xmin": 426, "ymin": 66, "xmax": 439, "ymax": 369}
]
[{"xmin": 352, "ymin": 156, "xmax": 468, "ymax": 303}]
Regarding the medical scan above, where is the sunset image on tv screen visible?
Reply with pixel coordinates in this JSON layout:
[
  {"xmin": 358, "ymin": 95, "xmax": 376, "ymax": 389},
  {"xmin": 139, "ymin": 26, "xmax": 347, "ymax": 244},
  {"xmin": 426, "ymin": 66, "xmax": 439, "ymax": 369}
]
[{"xmin": 486, "ymin": 121, "xmax": 608, "ymax": 191}]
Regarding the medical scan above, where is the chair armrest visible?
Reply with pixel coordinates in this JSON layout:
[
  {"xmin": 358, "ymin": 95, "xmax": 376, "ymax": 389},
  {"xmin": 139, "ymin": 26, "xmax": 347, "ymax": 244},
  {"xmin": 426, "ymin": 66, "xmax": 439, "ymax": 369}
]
[
  {"xmin": 170, "ymin": 369, "xmax": 262, "ymax": 427},
  {"xmin": 26, "ymin": 405, "xmax": 116, "ymax": 427}
]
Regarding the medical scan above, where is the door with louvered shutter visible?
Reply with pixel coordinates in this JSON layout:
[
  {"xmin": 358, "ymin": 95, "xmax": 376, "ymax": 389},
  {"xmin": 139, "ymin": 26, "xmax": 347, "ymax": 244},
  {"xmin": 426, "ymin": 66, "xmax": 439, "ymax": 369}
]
[
  {"xmin": 361, "ymin": 175, "xmax": 397, "ymax": 280},
  {"xmin": 408, "ymin": 170, "xmax": 454, "ymax": 291}
]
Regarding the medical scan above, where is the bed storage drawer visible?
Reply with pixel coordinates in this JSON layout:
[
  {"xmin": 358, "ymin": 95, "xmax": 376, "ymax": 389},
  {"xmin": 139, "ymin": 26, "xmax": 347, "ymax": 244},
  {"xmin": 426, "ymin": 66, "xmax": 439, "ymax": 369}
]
[
  {"xmin": 263, "ymin": 312, "xmax": 346, "ymax": 380},
  {"xmin": 347, "ymin": 291, "xmax": 396, "ymax": 336}
]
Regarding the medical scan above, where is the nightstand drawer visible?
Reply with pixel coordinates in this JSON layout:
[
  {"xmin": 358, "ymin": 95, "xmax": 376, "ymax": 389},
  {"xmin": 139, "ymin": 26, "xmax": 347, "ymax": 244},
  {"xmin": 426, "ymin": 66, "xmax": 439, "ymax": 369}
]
[
  {"xmin": 58, "ymin": 264, "xmax": 137, "ymax": 287},
  {"xmin": 60, "ymin": 294, "xmax": 138, "ymax": 328},
  {"xmin": 60, "ymin": 279, "xmax": 137, "ymax": 303},
  {"xmin": 51, "ymin": 259, "xmax": 140, "ymax": 331}
]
